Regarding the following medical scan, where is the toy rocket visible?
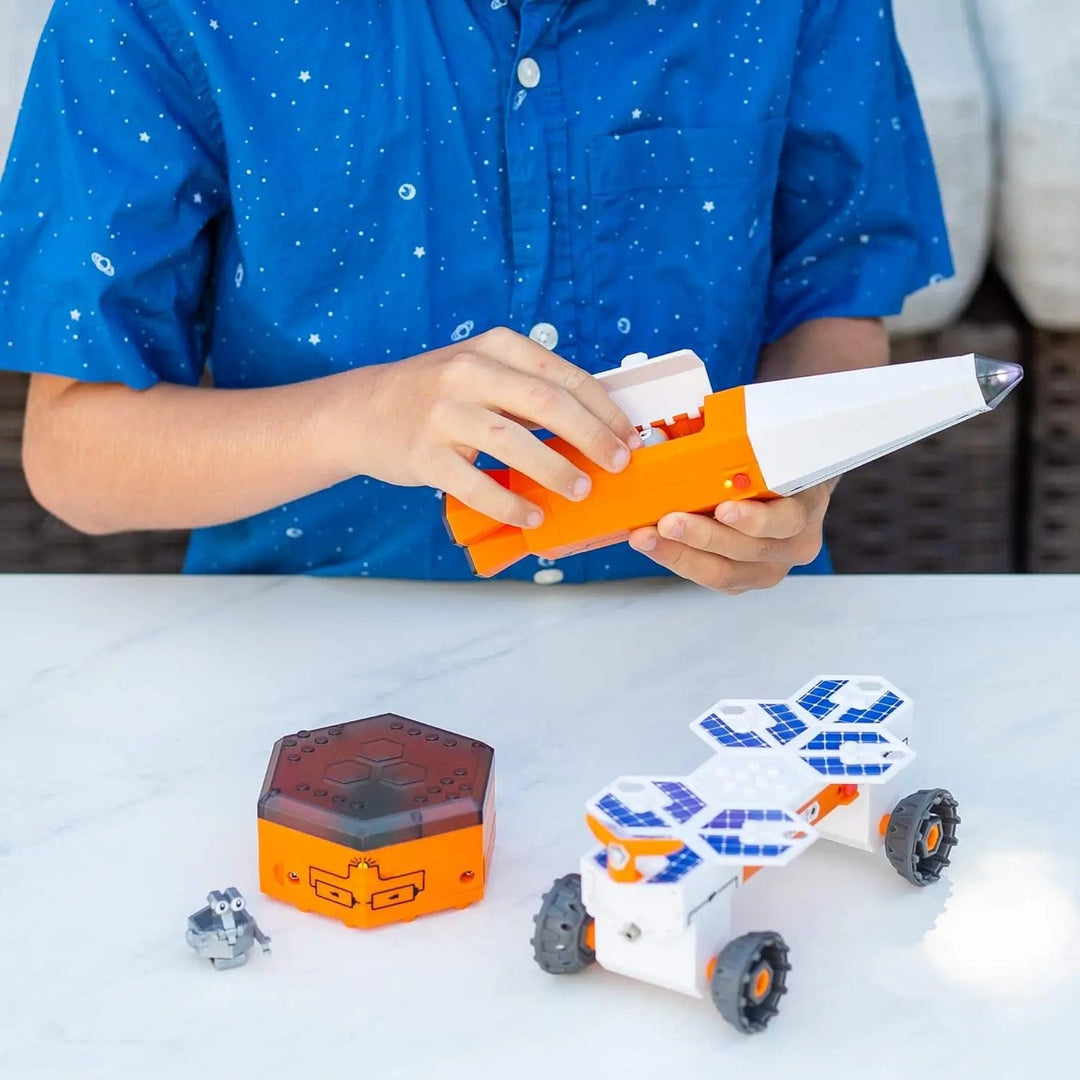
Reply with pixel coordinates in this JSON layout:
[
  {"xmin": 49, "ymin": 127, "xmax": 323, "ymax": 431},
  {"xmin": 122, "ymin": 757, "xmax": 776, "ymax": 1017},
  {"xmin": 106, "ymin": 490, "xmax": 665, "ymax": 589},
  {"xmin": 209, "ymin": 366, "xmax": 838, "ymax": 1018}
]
[{"xmin": 443, "ymin": 349, "xmax": 1023, "ymax": 577}]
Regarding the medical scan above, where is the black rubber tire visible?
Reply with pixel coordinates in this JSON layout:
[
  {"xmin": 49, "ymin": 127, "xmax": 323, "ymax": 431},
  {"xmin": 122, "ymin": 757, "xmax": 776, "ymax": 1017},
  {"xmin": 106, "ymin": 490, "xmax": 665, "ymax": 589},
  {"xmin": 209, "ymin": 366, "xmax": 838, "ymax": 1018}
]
[
  {"xmin": 531, "ymin": 873, "xmax": 596, "ymax": 975},
  {"xmin": 710, "ymin": 931, "xmax": 790, "ymax": 1034},
  {"xmin": 885, "ymin": 788, "xmax": 960, "ymax": 886}
]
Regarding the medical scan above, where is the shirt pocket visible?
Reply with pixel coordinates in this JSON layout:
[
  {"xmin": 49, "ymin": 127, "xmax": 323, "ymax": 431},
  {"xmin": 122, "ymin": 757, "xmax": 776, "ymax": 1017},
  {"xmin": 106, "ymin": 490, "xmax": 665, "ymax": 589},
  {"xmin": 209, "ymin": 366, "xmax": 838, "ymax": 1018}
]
[{"xmin": 584, "ymin": 120, "xmax": 786, "ymax": 381}]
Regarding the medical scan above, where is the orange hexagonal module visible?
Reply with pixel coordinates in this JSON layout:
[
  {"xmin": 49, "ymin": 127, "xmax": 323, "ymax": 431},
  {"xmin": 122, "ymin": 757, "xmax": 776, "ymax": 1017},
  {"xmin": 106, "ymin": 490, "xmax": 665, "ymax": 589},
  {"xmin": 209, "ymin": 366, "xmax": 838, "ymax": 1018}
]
[{"xmin": 257, "ymin": 714, "xmax": 495, "ymax": 928}]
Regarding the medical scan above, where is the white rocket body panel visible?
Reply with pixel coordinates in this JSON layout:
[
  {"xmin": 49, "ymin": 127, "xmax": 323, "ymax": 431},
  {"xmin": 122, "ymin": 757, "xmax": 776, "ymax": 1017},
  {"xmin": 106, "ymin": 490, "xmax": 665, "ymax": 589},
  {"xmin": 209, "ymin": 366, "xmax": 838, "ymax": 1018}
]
[
  {"xmin": 595, "ymin": 349, "xmax": 712, "ymax": 428},
  {"xmin": 744, "ymin": 354, "xmax": 989, "ymax": 495}
]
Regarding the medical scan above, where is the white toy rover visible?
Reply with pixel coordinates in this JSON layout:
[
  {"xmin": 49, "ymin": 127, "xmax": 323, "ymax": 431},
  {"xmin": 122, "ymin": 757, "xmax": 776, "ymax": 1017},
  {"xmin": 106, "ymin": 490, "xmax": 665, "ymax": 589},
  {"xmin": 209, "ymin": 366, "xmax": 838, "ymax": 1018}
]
[{"xmin": 532, "ymin": 676, "xmax": 958, "ymax": 1033}]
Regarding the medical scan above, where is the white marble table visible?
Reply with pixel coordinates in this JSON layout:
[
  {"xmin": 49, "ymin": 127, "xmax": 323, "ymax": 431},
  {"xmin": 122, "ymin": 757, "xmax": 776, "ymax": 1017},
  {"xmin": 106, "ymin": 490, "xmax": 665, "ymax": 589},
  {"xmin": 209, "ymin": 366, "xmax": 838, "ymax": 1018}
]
[{"xmin": 0, "ymin": 574, "xmax": 1077, "ymax": 1079}]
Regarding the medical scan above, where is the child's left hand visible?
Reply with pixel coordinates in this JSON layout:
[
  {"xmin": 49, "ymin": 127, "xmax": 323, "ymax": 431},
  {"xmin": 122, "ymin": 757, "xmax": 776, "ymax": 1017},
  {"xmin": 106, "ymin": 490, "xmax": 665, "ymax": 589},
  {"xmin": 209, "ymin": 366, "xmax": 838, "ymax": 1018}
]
[{"xmin": 627, "ymin": 482, "xmax": 834, "ymax": 593}]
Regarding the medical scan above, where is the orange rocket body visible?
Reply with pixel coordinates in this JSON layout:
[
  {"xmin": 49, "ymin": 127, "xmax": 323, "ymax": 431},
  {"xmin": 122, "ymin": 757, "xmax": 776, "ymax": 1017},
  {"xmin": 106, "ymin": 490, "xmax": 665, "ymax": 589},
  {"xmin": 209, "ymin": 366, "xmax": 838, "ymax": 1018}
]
[{"xmin": 444, "ymin": 383, "xmax": 775, "ymax": 578}]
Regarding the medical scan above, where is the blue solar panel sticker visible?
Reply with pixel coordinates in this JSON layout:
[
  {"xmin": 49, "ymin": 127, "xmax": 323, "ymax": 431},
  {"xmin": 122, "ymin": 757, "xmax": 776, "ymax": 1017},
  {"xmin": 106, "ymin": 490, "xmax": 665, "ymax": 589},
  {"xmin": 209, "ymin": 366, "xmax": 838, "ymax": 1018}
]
[
  {"xmin": 654, "ymin": 781, "xmax": 705, "ymax": 823},
  {"xmin": 799, "ymin": 730, "xmax": 893, "ymax": 777},
  {"xmin": 596, "ymin": 792, "xmax": 667, "ymax": 829},
  {"xmin": 699, "ymin": 713, "xmax": 770, "ymax": 748},
  {"xmin": 797, "ymin": 678, "xmax": 848, "ymax": 718},
  {"xmin": 704, "ymin": 808, "xmax": 786, "ymax": 829},
  {"xmin": 834, "ymin": 690, "xmax": 903, "ymax": 725},
  {"xmin": 702, "ymin": 808, "xmax": 795, "ymax": 858},
  {"xmin": 761, "ymin": 702, "xmax": 808, "ymax": 744},
  {"xmin": 702, "ymin": 835, "xmax": 792, "ymax": 859},
  {"xmin": 649, "ymin": 846, "xmax": 703, "ymax": 884}
]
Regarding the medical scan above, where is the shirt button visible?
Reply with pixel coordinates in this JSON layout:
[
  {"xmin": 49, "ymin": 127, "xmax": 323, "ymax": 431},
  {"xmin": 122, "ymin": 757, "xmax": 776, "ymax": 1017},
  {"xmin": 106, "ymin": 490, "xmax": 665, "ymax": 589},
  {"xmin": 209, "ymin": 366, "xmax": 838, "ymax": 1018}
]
[
  {"xmin": 517, "ymin": 58, "xmax": 541, "ymax": 89},
  {"xmin": 533, "ymin": 568, "xmax": 564, "ymax": 585},
  {"xmin": 529, "ymin": 322, "xmax": 559, "ymax": 350}
]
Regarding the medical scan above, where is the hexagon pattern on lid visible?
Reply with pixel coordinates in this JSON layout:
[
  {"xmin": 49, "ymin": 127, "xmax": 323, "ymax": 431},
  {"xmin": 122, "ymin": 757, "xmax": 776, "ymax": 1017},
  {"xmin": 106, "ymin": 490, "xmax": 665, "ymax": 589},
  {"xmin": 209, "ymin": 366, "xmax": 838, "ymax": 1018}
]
[{"xmin": 258, "ymin": 714, "xmax": 494, "ymax": 852}]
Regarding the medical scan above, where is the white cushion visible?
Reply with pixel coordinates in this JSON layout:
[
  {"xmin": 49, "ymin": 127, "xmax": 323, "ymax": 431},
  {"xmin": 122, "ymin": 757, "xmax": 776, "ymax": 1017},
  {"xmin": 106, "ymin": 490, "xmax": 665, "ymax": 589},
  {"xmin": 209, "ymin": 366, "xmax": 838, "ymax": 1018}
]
[
  {"xmin": 888, "ymin": 0, "xmax": 995, "ymax": 335},
  {"xmin": 975, "ymin": 0, "xmax": 1080, "ymax": 329}
]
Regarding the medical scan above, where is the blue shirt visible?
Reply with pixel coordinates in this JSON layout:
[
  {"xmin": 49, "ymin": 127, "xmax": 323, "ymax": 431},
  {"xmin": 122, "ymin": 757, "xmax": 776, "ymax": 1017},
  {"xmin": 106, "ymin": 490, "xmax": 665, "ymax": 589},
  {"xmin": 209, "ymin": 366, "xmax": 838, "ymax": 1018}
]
[{"xmin": 0, "ymin": 0, "xmax": 951, "ymax": 582}]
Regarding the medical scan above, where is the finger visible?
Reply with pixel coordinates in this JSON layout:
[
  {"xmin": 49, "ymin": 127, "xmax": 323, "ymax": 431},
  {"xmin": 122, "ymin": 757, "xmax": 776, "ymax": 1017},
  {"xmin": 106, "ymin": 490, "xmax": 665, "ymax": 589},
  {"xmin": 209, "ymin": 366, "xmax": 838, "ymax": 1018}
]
[
  {"xmin": 656, "ymin": 512, "xmax": 791, "ymax": 564},
  {"xmin": 628, "ymin": 530, "xmax": 784, "ymax": 592},
  {"xmin": 456, "ymin": 360, "xmax": 634, "ymax": 474},
  {"xmin": 660, "ymin": 509, "xmax": 824, "ymax": 567},
  {"xmin": 436, "ymin": 451, "xmax": 544, "ymax": 529},
  {"xmin": 714, "ymin": 495, "xmax": 809, "ymax": 540},
  {"xmin": 451, "ymin": 404, "xmax": 595, "ymax": 503},
  {"xmin": 475, "ymin": 327, "xmax": 642, "ymax": 448}
]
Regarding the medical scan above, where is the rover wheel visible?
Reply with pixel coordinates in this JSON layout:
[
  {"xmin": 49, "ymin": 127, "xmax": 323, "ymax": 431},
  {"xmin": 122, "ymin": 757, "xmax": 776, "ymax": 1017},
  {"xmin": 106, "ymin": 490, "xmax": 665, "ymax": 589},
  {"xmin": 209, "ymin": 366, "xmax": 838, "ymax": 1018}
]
[
  {"xmin": 885, "ymin": 788, "xmax": 959, "ymax": 886},
  {"xmin": 531, "ymin": 873, "xmax": 595, "ymax": 975},
  {"xmin": 710, "ymin": 931, "xmax": 790, "ymax": 1034}
]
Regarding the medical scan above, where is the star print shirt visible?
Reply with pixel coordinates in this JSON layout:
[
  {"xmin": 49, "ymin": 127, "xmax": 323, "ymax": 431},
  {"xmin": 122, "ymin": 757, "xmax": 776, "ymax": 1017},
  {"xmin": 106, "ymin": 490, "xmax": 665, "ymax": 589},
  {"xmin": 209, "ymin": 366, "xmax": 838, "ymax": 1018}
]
[{"xmin": 0, "ymin": 0, "xmax": 952, "ymax": 581}]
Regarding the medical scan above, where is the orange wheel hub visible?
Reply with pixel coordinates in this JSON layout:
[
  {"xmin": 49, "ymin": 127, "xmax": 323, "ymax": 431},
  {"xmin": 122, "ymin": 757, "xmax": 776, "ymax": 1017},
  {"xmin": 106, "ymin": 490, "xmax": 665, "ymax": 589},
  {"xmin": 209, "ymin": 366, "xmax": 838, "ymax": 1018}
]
[{"xmin": 751, "ymin": 964, "xmax": 773, "ymax": 1002}]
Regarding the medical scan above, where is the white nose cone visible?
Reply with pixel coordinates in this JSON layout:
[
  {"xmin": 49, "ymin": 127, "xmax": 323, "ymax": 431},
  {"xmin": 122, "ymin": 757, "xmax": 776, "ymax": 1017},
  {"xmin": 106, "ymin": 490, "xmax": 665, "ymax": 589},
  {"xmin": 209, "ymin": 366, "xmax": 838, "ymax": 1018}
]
[{"xmin": 745, "ymin": 354, "xmax": 1023, "ymax": 496}]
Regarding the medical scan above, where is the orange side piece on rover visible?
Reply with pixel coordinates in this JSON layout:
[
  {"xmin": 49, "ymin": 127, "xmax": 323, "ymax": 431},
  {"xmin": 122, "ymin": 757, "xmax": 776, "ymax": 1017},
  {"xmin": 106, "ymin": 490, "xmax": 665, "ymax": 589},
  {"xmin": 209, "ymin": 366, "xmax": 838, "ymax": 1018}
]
[
  {"xmin": 443, "ymin": 384, "xmax": 776, "ymax": 577},
  {"xmin": 585, "ymin": 813, "xmax": 683, "ymax": 884},
  {"xmin": 257, "ymin": 715, "xmax": 495, "ymax": 928}
]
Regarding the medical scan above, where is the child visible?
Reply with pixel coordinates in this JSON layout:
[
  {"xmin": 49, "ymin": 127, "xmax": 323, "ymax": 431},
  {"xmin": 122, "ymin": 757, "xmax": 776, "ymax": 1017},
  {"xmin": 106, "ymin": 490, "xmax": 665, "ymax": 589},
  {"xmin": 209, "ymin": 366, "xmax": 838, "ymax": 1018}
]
[{"xmin": 0, "ymin": 0, "xmax": 951, "ymax": 589}]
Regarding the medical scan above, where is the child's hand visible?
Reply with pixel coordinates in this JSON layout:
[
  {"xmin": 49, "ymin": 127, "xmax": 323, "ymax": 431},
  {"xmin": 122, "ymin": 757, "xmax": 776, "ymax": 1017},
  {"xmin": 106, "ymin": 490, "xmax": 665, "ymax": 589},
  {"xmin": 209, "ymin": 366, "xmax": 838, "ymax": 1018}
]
[
  {"xmin": 352, "ymin": 327, "xmax": 640, "ymax": 527},
  {"xmin": 626, "ymin": 483, "xmax": 834, "ymax": 593}
]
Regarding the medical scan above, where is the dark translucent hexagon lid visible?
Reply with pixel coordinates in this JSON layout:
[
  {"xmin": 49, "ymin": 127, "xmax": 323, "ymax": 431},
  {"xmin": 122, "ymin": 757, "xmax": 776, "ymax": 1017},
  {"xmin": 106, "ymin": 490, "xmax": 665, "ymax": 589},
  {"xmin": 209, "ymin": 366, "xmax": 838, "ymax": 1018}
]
[{"xmin": 258, "ymin": 714, "xmax": 495, "ymax": 851}]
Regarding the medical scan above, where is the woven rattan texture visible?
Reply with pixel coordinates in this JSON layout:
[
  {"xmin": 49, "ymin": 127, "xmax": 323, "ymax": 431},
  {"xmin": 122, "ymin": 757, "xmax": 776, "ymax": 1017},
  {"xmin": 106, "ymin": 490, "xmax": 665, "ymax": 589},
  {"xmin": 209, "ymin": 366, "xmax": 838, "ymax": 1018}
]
[
  {"xmin": 825, "ymin": 324, "xmax": 1022, "ymax": 573},
  {"xmin": 1026, "ymin": 331, "xmax": 1080, "ymax": 571}
]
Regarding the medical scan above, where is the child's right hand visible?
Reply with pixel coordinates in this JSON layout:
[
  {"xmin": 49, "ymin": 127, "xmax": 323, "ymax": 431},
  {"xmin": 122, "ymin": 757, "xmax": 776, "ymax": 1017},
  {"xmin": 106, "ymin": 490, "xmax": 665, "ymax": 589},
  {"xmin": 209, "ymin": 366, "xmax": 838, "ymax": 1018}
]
[{"xmin": 346, "ymin": 327, "xmax": 641, "ymax": 528}]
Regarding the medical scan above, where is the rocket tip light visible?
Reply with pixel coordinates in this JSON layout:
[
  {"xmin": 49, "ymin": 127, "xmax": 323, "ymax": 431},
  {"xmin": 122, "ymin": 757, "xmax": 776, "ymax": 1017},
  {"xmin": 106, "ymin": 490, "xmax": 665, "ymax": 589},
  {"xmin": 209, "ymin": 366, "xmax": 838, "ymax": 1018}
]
[{"xmin": 974, "ymin": 355, "xmax": 1024, "ymax": 409}]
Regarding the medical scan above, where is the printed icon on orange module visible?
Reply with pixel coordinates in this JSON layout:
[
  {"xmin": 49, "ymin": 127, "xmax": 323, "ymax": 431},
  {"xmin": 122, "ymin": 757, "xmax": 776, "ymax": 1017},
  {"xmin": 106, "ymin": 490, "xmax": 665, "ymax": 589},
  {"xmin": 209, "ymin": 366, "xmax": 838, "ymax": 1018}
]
[
  {"xmin": 443, "ymin": 348, "xmax": 1023, "ymax": 576},
  {"xmin": 257, "ymin": 714, "xmax": 494, "ymax": 929}
]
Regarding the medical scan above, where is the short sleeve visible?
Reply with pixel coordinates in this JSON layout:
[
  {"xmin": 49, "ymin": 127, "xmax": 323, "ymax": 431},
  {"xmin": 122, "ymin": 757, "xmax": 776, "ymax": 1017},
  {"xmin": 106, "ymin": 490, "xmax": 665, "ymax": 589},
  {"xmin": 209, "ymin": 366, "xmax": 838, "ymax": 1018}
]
[
  {"xmin": 764, "ymin": 0, "xmax": 954, "ymax": 343},
  {"xmin": 0, "ymin": 0, "xmax": 226, "ymax": 388}
]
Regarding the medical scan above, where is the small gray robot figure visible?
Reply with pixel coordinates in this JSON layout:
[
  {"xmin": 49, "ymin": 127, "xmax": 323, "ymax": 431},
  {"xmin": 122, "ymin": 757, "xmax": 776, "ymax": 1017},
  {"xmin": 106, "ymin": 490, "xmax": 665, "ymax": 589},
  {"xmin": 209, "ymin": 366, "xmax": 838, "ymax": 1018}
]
[{"xmin": 186, "ymin": 887, "xmax": 271, "ymax": 970}]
